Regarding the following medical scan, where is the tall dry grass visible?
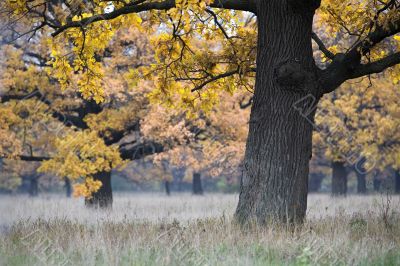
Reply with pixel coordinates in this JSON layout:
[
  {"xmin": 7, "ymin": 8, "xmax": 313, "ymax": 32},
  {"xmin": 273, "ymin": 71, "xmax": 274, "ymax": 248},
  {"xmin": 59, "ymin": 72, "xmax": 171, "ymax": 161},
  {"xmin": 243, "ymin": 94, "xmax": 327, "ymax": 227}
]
[{"xmin": 1, "ymin": 193, "xmax": 400, "ymax": 265}]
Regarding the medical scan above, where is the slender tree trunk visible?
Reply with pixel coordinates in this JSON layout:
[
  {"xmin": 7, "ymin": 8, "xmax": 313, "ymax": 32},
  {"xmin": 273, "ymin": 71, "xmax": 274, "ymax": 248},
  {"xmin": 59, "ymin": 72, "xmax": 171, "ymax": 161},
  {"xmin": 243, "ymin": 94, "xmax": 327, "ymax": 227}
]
[
  {"xmin": 354, "ymin": 158, "xmax": 367, "ymax": 194},
  {"xmin": 356, "ymin": 171, "xmax": 367, "ymax": 194},
  {"xmin": 177, "ymin": 178, "xmax": 182, "ymax": 192},
  {"xmin": 235, "ymin": 1, "xmax": 320, "ymax": 224},
  {"xmin": 192, "ymin": 172, "xmax": 203, "ymax": 195},
  {"xmin": 331, "ymin": 161, "xmax": 347, "ymax": 196},
  {"xmin": 165, "ymin": 180, "xmax": 171, "ymax": 196},
  {"xmin": 64, "ymin": 177, "xmax": 72, "ymax": 198},
  {"xmin": 395, "ymin": 171, "xmax": 400, "ymax": 194},
  {"xmin": 29, "ymin": 177, "xmax": 38, "ymax": 197},
  {"xmin": 85, "ymin": 171, "xmax": 113, "ymax": 208},
  {"xmin": 373, "ymin": 176, "xmax": 381, "ymax": 192},
  {"xmin": 172, "ymin": 167, "xmax": 184, "ymax": 191}
]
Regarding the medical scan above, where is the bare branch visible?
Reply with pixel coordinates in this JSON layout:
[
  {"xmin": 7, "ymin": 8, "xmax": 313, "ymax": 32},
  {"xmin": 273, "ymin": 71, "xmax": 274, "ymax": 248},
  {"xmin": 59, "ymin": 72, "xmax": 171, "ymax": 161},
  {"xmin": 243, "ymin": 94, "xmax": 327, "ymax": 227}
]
[
  {"xmin": 239, "ymin": 96, "xmax": 253, "ymax": 109},
  {"xmin": 311, "ymin": 32, "xmax": 334, "ymax": 60}
]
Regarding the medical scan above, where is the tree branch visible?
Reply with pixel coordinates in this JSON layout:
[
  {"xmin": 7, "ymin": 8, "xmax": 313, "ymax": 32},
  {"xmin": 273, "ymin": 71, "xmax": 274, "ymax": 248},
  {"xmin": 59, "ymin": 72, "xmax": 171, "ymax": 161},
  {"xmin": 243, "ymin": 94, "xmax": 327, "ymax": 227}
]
[
  {"xmin": 0, "ymin": 89, "xmax": 97, "ymax": 129},
  {"xmin": 239, "ymin": 96, "xmax": 253, "ymax": 109},
  {"xmin": 210, "ymin": 0, "xmax": 257, "ymax": 13},
  {"xmin": 311, "ymin": 32, "xmax": 334, "ymax": 60},
  {"xmin": 0, "ymin": 93, "xmax": 36, "ymax": 103},
  {"xmin": 288, "ymin": 0, "xmax": 321, "ymax": 13},
  {"xmin": 191, "ymin": 68, "xmax": 239, "ymax": 92},
  {"xmin": 103, "ymin": 122, "xmax": 140, "ymax": 146},
  {"xmin": 319, "ymin": 16, "xmax": 400, "ymax": 94},
  {"xmin": 16, "ymin": 155, "xmax": 51, "ymax": 162},
  {"xmin": 51, "ymin": 0, "xmax": 256, "ymax": 37},
  {"xmin": 119, "ymin": 142, "xmax": 164, "ymax": 160},
  {"xmin": 350, "ymin": 52, "xmax": 400, "ymax": 79}
]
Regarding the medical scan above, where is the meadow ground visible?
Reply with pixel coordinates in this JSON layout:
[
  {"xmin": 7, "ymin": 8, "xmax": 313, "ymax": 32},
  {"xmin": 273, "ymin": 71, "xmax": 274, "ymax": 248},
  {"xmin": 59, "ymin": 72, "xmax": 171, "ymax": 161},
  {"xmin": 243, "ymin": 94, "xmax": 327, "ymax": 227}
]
[{"xmin": 0, "ymin": 193, "xmax": 400, "ymax": 265}]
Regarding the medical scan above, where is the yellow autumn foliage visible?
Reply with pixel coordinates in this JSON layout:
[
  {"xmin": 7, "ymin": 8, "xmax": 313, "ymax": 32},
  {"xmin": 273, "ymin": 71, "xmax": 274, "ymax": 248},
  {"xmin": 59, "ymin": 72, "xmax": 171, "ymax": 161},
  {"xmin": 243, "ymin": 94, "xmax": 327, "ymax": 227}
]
[
  {"xmin": 315, "ymin": 75, "xmax": 400, "ymax": 171},
  {"xmin": 72, "ymin": 177, "xmax": 102, "ymax": 198},
  {"xmin": 38, "ymin": 130, "xmax": 126, "ymax": 194}
]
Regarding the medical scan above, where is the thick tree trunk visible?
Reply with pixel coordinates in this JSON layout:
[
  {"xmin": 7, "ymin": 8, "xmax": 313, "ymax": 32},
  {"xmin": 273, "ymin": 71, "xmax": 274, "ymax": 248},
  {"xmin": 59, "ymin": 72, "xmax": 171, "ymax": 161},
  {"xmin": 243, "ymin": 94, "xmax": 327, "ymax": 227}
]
[
  {"xmin": 29, "ymin": 177, "xmax": 38, "ymax": 197},
  {"xmin": 354, "ymin": 158, "xmax": 367, "ymax": 194},
  {"xmin": 192, "ymin": 172, "xmax": 203, "ymax": 195},
  {"xmin": 85, "ymin": 171, "xmax": 112, "ymax": 208},
  {"xmin": 395, "ymin": 171, "xmax": 400, "ymax": 194},
  {"xmin": 235, "ymin": 1, "xmax": 319, "ymax": 224},
  {"xmin": 165, "ymin": 180, "xmax": 171, "ymax": 196},
  {"xmin": 331, "ymin": 161, "xmax": 347, "ymax": 196},
  {"xmin": 64, "ymin": 177, "xmax": 72, "ymax": 198}
]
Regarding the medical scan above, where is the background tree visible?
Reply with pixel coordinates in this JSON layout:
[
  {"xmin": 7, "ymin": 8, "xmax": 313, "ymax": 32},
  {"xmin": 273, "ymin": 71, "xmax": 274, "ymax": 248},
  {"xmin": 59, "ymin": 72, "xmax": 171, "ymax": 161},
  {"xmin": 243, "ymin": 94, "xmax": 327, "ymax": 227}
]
[
  {"xmin": 0, "ymin": 24, "xmax": 164, "ymax": 207},
  {"xmin": 0, "ymin": 18, "xmax": 249, "ymax": 205},
  {"xmin": 314, "ymin": 76, "xmax": 400, "ymax": 195},
  {"xmin": 142, "ymin": 91, "xmax": 250, "ymax": 195}
]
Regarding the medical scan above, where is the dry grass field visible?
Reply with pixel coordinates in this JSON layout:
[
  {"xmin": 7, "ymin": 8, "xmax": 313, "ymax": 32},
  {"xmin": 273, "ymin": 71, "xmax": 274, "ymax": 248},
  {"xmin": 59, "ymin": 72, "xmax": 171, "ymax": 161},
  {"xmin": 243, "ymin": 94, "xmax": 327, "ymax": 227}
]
[{"xmin": 1, "ymin": 193, "xmax": 400, "ymax": 265}]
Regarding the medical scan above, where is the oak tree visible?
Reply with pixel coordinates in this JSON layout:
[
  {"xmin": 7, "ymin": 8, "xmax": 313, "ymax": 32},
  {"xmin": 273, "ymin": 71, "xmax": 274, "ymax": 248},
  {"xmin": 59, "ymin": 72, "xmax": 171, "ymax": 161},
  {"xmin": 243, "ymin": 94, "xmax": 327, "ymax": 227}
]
[{"xmin": 2, "ymin": 0, "xmax": 400, "ymax": 223}]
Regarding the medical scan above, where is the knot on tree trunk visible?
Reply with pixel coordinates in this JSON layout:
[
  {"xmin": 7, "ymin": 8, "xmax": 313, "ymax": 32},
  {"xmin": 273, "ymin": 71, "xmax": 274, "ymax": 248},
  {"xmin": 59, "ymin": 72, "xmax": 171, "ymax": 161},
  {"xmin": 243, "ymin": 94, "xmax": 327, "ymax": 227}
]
[{"xmin": 275, "ymin": 61, "xmax": 314, "ymax": 92}]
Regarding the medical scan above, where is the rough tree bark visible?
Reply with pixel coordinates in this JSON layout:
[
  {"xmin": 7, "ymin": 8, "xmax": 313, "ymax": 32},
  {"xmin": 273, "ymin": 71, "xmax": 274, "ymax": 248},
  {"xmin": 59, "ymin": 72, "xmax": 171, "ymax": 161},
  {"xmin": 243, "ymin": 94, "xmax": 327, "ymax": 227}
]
[
  {"xmin": 331, "ymin": 161, "xmax": 347, "ymax": 196},
  {"xmin": 192, "ymin": 172, "xmax": 203, "ymax": 195},
  {"xmin": 235, "ymin": 0, "xmax": 321, "ymax": 224},
  {"xmin": 85, "ymin": 171, "xmax": 113, "ymax": 208}
]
